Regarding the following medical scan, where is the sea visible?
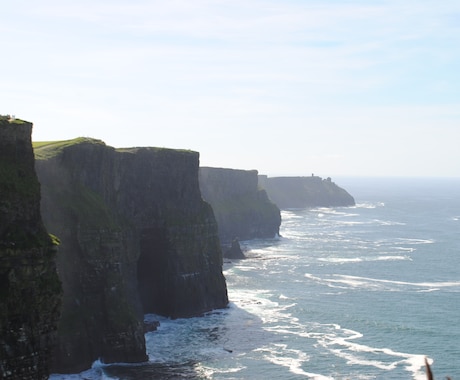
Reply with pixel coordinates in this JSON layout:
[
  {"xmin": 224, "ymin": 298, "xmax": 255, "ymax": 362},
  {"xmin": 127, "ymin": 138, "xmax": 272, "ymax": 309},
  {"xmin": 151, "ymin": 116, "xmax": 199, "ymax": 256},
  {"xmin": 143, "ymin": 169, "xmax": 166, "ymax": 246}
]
[{"xmin": 50, "ymin": 177, "xmax": 460, "ymax": 380}]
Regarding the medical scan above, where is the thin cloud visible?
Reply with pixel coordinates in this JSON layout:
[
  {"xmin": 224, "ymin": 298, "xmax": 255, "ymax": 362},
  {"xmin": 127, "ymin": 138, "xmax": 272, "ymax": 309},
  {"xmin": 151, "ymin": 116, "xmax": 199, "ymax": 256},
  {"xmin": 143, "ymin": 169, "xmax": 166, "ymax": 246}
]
[{"xmin": 2, "ymin": 0, "xmax": 460, "ymax": 176}]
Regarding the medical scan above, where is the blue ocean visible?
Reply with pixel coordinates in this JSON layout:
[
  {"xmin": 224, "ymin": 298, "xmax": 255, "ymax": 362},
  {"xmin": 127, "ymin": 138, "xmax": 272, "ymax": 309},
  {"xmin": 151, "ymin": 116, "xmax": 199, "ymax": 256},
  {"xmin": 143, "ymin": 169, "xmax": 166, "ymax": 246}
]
[{"xmin": 50, "ymin": 177, "xmax": 460, "ymax": 380}]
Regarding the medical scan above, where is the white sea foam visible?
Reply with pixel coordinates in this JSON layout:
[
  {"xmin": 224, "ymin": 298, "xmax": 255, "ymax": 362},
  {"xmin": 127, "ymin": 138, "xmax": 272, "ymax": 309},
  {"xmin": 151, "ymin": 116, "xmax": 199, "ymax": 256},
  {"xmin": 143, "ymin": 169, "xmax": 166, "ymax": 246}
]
[
  {"xmin": 335, "ymin": 220, "xmax": 366, "ymax": 226},
  {"xmin": 396, "ymin": 237, "xmax": 435, "ymax": 245},
  {"xmin": 239, "ymin": 293, "xmax": 414, "ymax": 376},
  {"xmin": 318, "ymin": 257, "xmax": 363, "ymax": 263},
  {"xmin": 406, "ymin": 355, "xmax": 434, "ymax": 380},
  {"xmin": 195, "ymin": 363, "xmax": 246, "ymax": 378},
  {"xmin": 318, "ymin": 255, "xmax": 410, "ymax": 264},
  {"xmin": 305, "ymin": 273, "xmax": 460, "ymax": 292},
  {"xmin": 372, "ymin": 218, "xmax": 406, "ymax": 226},
  {"xmin": 312, "ymin": 323, "xmax": 431, "ymax": 379},
  {"xmin": 254, "ymin": 344, "xmax": 334, "ymax": 379},
  {"xmin": 49, "ymin": 360, "xmax": 119, "ymax": 380},
  {"xmin": 339, "ymin": 274, "xmax": 460, "ymax": 289},
  {"xmin": 353, "ymin": 202, "xmax": 385, "ymax": 209},
  {"xmin": 259, "ymin": 318, "xmax": 430, "ymax": 379},
  {"xmin": 394, "ymin": 246, "xmax": 416, "ymax": 252},
  {"xmin": 313, "ymin": 207, "xmax": 359, "ymax": 217},
  {"xmin": 374, "ymin": 255, "xmax": 409, "ymax": 261}
]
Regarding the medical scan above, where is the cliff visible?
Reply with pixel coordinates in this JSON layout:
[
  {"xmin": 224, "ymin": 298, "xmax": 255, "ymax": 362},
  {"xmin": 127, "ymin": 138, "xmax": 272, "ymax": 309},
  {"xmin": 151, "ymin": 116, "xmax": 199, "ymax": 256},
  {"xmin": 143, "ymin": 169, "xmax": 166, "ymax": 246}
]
[
  {"xmin": 199, "ymin": 167, "xmax": 281, "ymax": 244},
  {"xmin": 259, "ymin": 175, "xmax": 355, "ymax": 209},
  {"xmin": 34, "ymin": 139, "xmax": 228, "ymax": 373},
  {"xmin": 0, "ymin": 117, "xmax": 61, "ymax": 379}
]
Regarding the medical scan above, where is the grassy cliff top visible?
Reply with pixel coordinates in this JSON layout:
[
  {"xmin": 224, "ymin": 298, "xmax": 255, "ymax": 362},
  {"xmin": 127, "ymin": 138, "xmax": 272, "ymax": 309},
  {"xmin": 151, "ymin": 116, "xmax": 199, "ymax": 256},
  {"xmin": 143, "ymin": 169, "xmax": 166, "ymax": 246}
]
[
  {"xmin": 0, "ymin": 115, "xmax": 29, "ymax": 125},
  {"xmin": 33, "ymin": 137, "xmax": 105, "ymax": 160},
  {"xmin": 34, "ymin": 136, "xmax": 197, "ymax": 160},
  {"xmin": 116, "ymin": 146, "xmax": 195, "ymax": 154}
]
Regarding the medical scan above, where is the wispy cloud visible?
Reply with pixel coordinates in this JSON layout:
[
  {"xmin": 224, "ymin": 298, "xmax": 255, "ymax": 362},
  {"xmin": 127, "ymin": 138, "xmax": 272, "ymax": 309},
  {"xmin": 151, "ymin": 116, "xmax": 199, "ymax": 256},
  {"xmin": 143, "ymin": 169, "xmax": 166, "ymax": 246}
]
[{"xmin": 2, "ymin": 0, "xmax": 460, "ymax": 176}]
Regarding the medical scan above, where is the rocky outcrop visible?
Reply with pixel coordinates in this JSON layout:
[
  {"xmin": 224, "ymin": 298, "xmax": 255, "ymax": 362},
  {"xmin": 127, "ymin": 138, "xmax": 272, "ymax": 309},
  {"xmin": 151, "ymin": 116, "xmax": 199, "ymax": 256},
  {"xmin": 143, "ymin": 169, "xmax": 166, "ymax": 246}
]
[
  {"xmin": 259, "ymin": 175, "xmax": 355, "ymax": 209},
  {"xmin": 199, "ymin": 167, "xmax": 281, "ymax": 244},
  {"xmin": 0, "ymin": 117, "xmax": 61, "ymax": 380},
  {"xmin": 224, "ymin": 238, "xmax": 245, "ymax": 260},
  {"xmin": 34, "ymin": 139, "xmax": 228, "ymax": 373}
]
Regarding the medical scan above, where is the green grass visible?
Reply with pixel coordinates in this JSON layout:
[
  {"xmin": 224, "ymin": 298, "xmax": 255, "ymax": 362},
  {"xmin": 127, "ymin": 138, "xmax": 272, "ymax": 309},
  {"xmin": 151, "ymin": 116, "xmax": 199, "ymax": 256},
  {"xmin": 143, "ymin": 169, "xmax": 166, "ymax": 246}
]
[
  {"xmin": 49, "ymin": 233, "xmax": 61, "ymax": 246},
  {"xmin": 33, "ymin": 137, "xmax": 105, "ymax": 160},
  {"xmin": 116, "ymin": 146, "xmax": 195, "ymax": 154},
  {"xmin": 33, "ymin": 137, "xmax": 196, "ymax": 159},
  {"xmin": 0, "ymin": 115, "xmax": 28, "ymax": 125}
]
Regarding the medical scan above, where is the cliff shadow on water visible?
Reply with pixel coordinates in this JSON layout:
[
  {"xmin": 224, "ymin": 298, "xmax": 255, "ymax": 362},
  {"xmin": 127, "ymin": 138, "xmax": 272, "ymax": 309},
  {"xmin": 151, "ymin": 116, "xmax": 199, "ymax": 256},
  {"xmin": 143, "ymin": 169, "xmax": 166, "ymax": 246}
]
[{"xmin": 34, "ymin": 138, "xmax": 228, "ymax": 374}]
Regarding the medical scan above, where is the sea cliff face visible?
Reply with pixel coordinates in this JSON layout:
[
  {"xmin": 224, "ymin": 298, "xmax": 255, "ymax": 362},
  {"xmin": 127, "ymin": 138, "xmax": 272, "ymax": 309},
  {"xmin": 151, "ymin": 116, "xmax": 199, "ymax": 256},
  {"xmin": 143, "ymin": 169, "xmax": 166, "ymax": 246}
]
[
  {"xmin": 34, "ymin": 139, "xmax": 228, "ymax": 373},
  {"xmin": 199, "ymin": 167, "xmax": 281, "ymax": 243},
  {"xmin": 0, "ymin": 118, "xmax": 61, "ymax": 379},
  {"xmin": 259, "ymin": 175, "xmax": 355, "ymax": 209}
]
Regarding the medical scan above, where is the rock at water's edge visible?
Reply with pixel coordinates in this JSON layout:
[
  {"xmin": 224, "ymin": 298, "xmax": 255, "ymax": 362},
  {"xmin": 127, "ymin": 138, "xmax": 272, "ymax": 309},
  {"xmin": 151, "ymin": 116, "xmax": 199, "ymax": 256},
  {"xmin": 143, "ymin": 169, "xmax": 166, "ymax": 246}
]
[{"xmin": 224, "ymin": 238, "xmax": 246, "ymax": 259}]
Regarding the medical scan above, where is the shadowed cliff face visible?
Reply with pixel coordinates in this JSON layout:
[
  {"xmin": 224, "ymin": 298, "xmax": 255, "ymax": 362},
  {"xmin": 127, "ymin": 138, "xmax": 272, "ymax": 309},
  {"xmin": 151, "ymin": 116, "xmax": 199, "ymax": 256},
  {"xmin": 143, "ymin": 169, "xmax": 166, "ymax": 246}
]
[
  {"xmin": 199, "ymin": 167, "xmax": 281, "ymax": 243},
  {"xmin": 113, "ymin": 148, "xmax": 228, "ymax": 318},
  {"xmin": 35, "ymin": 140, "xmax": 228, "ymax": 373},
  {"xmin": 259, "ymin": 175, "xmax": 356, "ymax": 209},
  {"xmin": 0, "ymin": 118, "xmax": 61, "ymax": 380}
]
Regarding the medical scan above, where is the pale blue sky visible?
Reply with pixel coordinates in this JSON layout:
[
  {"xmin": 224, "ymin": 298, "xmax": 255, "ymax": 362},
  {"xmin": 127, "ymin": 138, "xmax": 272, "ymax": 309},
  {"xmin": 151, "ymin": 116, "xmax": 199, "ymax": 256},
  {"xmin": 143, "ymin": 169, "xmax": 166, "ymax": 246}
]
[{"xmin": 2, "ymin": 1, "xmax": 460, "ymax": 177}]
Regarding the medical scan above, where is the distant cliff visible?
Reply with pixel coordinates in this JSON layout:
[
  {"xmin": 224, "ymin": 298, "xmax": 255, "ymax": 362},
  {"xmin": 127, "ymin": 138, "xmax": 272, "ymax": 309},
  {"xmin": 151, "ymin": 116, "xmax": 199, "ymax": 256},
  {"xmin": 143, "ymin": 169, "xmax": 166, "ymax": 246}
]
[
  {"xmin": 0, "ymin": 117, "xmax": 61, "ymax": 379},
  {"xmin": 259, "ymin": 175, "xmax": 355, "ymax": 209},
  {"xmin": 199, "ymin": 167, "xmax": 281, "ymax": 243},
  {"xmin": 34, "ymin": 139, "xmax": 228, "ymax": 373}
]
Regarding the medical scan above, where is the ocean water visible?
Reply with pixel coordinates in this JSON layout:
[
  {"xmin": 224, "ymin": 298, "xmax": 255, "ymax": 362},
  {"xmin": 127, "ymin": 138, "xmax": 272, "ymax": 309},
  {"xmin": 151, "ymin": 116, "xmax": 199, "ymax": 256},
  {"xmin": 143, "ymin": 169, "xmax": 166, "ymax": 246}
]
[{"xmin": 50, "ymin": 177, "xmax": 460, "ymax": 380}]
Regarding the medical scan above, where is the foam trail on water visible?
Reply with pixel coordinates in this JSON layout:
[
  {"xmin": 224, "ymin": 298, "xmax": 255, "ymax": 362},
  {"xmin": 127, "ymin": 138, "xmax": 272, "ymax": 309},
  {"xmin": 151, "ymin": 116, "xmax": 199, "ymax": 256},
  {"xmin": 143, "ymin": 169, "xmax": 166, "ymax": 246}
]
[
  {"xmin": 337, "ymin": 274, "xmax": 460, "ymax": 289},
  {"xmin": 353, "ymin": 202, "xmax": 385, "ymax": 209},
  {"xmin": 317, "ymin": 255, "xmax": 410, "ymax": 264},
  {"xmin": 305, "ymin": 273, "xmax": 460, "ymax": 291},
  {"xmin": 314, "ymin": 324, "xmax": 430, "ymax": 379},
  {"xmin": 49, "ymin": 360, "xmax": 119, "ymax": 380},
  {"xmin": 255, "ymin": 344, "xmax": 333, "ymax": 379}
]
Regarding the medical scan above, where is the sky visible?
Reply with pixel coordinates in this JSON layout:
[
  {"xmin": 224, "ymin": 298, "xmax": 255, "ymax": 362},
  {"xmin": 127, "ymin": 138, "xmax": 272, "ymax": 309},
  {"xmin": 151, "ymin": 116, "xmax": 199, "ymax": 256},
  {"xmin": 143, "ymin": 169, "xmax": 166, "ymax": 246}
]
[{"xmin": 2, "ymin": 0, "xmax": 460, "ymax": 178}]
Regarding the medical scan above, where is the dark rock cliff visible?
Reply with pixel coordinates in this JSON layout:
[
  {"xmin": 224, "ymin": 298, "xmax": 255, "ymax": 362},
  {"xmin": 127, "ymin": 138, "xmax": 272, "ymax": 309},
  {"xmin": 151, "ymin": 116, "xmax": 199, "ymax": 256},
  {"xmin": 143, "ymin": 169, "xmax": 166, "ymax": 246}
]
[
  {"xmin": 0, "ymin": 117, "xmax": 61, "ymax": 380},
  {"xmin": 34, "ymin": 139, "xmax": 228, "ymax": 373},
  {"xmin": 259, "ymin": 175, "xmax": 355, "ymax": 209},
  {"xmin": 199, "ymin": 167, "xmax": 281, "ymax": 244}
]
